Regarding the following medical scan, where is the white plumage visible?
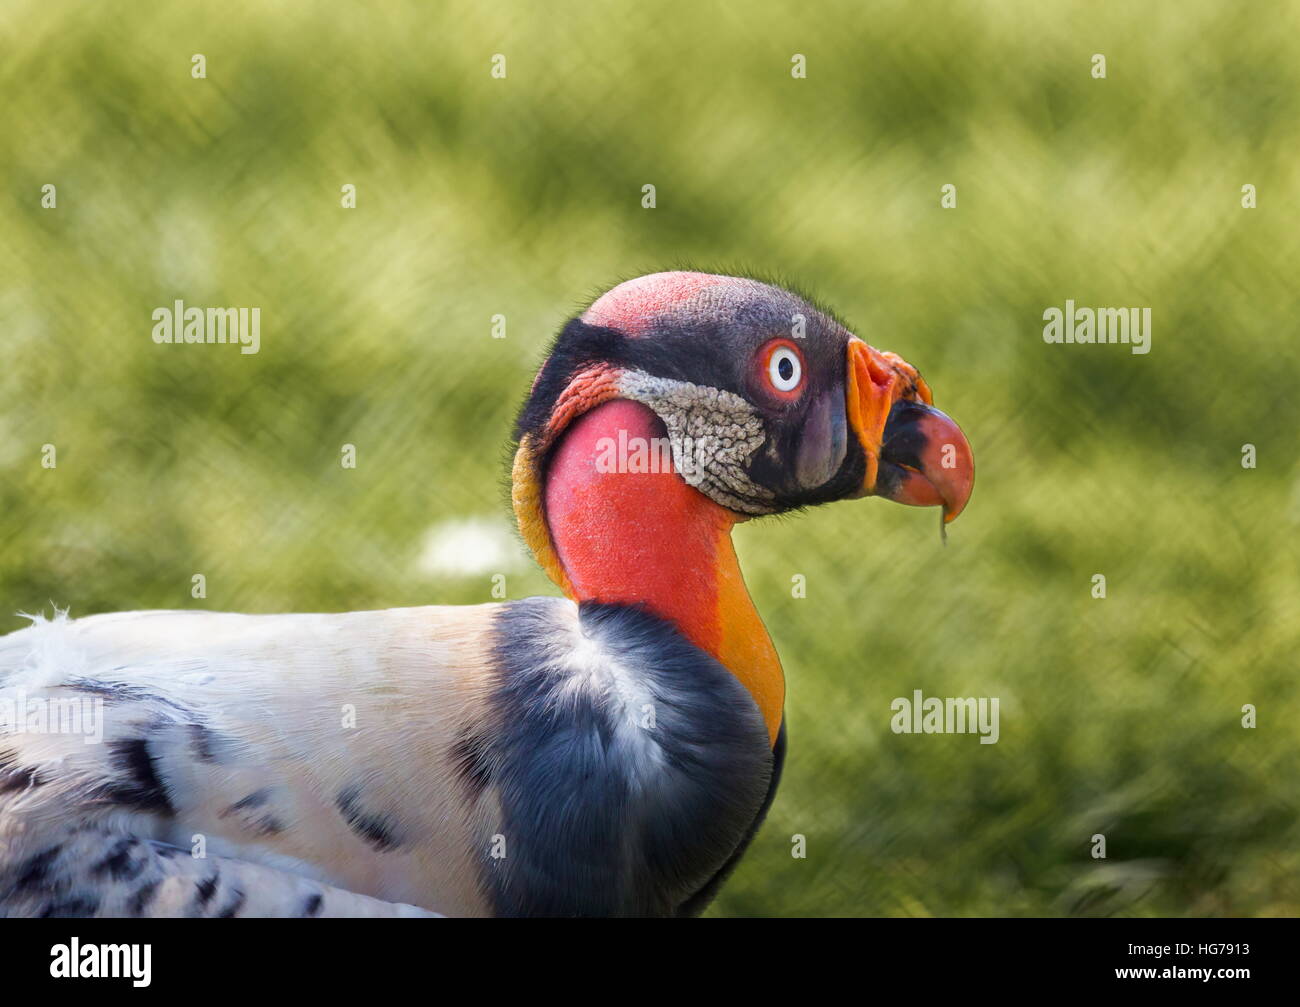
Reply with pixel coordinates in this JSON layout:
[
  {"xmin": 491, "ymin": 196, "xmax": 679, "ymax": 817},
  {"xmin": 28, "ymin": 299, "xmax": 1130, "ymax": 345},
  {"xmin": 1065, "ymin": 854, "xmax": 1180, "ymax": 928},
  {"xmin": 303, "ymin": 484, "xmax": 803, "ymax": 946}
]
[{"xmin": 0, "ymin": 605, "xmax": 515, "ymax": 917}]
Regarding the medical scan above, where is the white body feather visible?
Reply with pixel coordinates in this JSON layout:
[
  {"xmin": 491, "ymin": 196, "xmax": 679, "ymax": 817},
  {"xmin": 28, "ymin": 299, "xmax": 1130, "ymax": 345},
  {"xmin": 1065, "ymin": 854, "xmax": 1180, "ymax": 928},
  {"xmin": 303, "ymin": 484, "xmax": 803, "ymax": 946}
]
[{"xmin": 0, "ymin": 605, "xmax": 512, "ymax": 917}]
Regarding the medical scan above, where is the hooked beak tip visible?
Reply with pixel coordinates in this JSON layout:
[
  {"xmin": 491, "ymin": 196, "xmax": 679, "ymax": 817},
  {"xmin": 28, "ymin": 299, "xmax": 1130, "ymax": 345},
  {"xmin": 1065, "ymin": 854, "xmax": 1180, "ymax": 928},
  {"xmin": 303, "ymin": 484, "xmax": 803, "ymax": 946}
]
[
  {"xmin": 844, "ymin": 340, "xmax": 974, "ymax": 524},
  {"xmin": 875, "ymin": 399, "xmax": 975, "ymax": 522}
]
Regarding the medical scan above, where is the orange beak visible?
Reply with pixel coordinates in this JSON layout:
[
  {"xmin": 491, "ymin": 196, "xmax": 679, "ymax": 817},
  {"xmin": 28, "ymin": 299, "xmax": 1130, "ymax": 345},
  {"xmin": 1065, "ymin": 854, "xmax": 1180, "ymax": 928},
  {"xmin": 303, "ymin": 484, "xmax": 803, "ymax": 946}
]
[{"xmin": 845, "ymin": 338, "xmax": 974, "ymax": 523}]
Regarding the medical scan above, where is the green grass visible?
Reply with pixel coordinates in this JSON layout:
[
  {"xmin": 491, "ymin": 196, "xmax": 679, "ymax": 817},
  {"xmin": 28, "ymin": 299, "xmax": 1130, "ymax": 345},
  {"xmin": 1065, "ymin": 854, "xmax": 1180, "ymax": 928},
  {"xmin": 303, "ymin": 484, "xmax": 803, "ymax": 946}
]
[{"xmin": 1, "ymin": 0, "xmax": 1298, "ymax": 916}]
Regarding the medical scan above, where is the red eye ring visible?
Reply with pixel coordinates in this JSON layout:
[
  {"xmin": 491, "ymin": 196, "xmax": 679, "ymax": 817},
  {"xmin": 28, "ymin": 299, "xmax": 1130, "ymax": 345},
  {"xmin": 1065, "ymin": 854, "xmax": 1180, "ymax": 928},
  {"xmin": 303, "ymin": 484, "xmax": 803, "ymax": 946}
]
[{"xmin": 756, "ymin": 338, "xmax": 806, "ymax": 401}]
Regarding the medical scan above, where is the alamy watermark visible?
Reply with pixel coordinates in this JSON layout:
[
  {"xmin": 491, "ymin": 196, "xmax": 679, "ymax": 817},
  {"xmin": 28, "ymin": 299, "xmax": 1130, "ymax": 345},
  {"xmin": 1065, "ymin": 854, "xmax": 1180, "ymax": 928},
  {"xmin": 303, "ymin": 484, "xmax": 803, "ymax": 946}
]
[
  {"xmin": 891, "ymin": 689, "xmax": 999, "ymax": 744},
  {"xmin": 151, "ymin": 300, "xmax": 260, "ymax": 354},
  {"xmin": 594, "ymin": 430, "xmax": 708, "ymax": 477},
  {"xmin": 1043, "ymin": 300, "xmax": 1151, "ymax": 355},
  {"xmin": 0, "ymin": 689, "xmax": 104, "ymax": 744}
]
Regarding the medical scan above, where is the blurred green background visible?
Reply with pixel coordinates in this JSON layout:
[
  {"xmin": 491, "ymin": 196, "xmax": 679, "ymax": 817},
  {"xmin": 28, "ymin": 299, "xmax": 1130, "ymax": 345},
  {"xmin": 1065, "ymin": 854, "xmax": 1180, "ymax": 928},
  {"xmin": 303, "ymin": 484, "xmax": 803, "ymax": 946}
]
[{"xmin": 2, "ymin": 0, "xmax": 1298, "ymax": 916}]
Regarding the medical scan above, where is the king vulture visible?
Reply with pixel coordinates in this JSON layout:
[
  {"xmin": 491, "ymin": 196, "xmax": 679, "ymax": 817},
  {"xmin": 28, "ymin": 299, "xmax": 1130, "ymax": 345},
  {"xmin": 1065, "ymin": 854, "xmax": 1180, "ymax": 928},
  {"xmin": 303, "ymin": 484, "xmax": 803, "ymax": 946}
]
[{"xmin": 0, "ymin": 271, "xmax": 973, "ymax": 917}]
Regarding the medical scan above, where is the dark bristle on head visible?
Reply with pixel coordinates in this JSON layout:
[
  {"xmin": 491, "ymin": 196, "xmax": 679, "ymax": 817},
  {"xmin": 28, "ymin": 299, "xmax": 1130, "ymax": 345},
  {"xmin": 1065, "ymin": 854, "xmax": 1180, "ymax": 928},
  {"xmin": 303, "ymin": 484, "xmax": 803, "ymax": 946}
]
[
  {"xmin": 512, "ymin": 319, "xmax": 624, "ymax": 445},
  {"xmin": 513, "ymin": 270, "xmax": 843, "ymax": 450}
]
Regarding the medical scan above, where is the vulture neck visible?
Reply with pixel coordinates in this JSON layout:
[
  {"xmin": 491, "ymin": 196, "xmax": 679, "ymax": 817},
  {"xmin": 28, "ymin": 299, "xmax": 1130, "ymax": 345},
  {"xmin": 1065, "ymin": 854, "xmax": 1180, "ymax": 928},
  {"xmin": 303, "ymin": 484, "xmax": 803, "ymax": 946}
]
[{"xmin": 542, "ymin": 399, "xmax": 785, "ymax": 745}]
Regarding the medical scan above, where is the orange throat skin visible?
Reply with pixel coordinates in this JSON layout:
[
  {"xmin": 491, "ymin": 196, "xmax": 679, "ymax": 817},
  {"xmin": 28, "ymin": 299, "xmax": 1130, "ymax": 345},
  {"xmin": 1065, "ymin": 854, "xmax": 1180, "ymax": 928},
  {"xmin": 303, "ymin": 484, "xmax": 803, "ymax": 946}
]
[{"xmin": 516, "ymin": 399, "xmax": 786, "ymax": 745}]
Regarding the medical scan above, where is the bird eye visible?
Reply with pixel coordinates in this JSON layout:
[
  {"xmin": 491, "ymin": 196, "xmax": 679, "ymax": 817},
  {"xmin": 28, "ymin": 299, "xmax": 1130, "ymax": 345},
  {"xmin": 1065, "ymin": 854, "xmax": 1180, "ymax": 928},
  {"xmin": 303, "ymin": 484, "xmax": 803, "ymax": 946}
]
[{"xmin": 767, "ymin": 345, "xmax": 802, "ymax": 393}]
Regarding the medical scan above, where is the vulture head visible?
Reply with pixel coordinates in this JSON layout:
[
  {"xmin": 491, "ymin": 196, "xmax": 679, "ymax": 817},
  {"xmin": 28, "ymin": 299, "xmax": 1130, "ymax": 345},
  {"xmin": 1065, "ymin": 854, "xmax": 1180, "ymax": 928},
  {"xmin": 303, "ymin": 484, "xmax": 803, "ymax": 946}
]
[
  {"xmin": 510, "ymin": 271, "xmax": 975, "ymax": 740},
  {"xmin": 514, "ymin": 270, "xmax": 972, "ymax": 524}
]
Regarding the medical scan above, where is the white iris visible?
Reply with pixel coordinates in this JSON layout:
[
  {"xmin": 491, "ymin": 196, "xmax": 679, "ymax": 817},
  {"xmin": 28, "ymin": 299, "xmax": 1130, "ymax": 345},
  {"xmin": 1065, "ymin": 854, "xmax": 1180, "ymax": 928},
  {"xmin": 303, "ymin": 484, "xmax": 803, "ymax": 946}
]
[{"xmin": 768, "ymin": 347, "xmax": 801, "ymax": 391}]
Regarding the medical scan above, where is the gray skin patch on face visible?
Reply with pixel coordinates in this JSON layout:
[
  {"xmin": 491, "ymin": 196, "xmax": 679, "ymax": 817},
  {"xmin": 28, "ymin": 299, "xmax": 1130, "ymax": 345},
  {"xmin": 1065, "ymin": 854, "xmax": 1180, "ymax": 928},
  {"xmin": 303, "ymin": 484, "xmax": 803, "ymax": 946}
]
[
  {"xmin": 794, "ymin": 388, "xmax": 848, "ymax": 491},
  {"xmin": 618, "ymin": 369, "xmax": 776, "ymax": 514}
]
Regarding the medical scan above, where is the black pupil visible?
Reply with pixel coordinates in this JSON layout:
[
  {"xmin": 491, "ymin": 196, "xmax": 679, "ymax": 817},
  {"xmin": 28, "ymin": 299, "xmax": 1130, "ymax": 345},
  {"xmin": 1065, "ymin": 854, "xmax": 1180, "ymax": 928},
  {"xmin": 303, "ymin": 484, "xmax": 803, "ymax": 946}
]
[{"xmin": 777, "ymin": 356, "xmax": 794, "ymax": 382}]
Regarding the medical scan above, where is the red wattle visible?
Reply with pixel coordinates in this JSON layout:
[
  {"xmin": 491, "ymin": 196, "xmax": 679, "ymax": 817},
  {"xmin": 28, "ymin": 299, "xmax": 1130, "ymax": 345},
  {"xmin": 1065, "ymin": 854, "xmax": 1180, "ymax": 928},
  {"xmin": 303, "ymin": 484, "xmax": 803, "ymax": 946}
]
[{"xmin": 545, "ymin": 400, "xmax": 734, "ymax": 656}]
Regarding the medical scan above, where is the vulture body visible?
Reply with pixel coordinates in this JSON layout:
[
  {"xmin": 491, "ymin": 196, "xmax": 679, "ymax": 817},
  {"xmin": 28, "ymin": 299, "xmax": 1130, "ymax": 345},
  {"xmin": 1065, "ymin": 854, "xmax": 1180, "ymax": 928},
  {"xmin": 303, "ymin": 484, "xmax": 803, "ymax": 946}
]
[{"xmin": 0, "ymin": 272, "xmax": 972, "ymax": 917}]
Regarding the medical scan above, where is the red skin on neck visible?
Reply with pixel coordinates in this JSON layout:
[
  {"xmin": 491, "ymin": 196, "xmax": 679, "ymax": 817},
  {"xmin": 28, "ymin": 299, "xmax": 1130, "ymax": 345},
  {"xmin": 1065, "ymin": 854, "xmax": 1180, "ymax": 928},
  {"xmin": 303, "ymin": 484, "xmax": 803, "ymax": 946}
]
[{"xmin": 545, "ymin": 399, "xmax": 784, "ymax": 742}]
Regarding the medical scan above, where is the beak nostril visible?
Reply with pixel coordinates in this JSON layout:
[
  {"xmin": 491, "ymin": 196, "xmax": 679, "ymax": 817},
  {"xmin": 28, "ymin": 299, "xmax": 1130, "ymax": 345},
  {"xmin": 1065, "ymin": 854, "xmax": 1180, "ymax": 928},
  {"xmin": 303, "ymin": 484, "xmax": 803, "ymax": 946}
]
[{"xmin": 866, "ymin": 357, "xmax": 894, "ymax": 393}]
